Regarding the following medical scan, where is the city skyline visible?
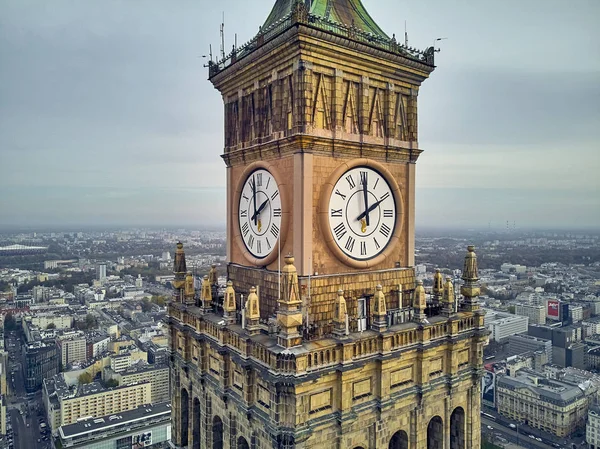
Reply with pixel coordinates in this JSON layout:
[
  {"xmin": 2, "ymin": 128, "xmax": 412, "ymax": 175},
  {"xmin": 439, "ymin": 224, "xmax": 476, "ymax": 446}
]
[{"xmin": 1, "ymin": 0, "xmax": 599, "ymax": 229}]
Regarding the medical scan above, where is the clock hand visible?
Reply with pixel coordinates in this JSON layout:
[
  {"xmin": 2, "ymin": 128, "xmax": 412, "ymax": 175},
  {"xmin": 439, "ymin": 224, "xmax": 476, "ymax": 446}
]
[
  {"xmin": 356, "ymin": 198, "xmax": 384, "ymax": 222},
  {"xmin": 252, "ymin": 175, "xmax": 257, "ymax": 226},
  {"xmin": 362, "ymin": 176, "xmax": 370, "ymax": 226},
  {"xmin": 251, "ymin": 199, "xmax": 269, "ymax": 222}
]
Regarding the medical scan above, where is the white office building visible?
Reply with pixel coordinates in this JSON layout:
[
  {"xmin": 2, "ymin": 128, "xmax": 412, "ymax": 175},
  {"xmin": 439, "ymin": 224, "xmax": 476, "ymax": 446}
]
[
  {"xmin": 515, "ymin": 303, "xmax": 546, "ymax": 325},
  {"xmin": 486, "ymin": 314, "xmax": 529, "ymax": 342}
]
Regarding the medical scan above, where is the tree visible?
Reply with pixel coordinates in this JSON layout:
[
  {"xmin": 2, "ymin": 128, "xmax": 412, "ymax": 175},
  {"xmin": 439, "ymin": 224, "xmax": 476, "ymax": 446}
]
[
  {"xmin": 105, "ymin": 378, "xmax": 119, "ymax": 388},
  {"xmin": 508, "ymin": 305, "xmax": 516, "ymax": 314},
  {"xmin": 78, "ymin": 372, "xmax": 92, "ymax": 384},
  {"xmin": 46, "ymin": 323, "xmax": 56, "ymax": 330},
  {"xmin": 151, "ymin": 295, "xmax": 167, "ymax": 307},
  {"xmin": 141, "ymin": 299, "xmax": 153, "ymax": 313},
  {"xmin": 85, "ymin": 314, "xmax": 98, "ymax": 329}
]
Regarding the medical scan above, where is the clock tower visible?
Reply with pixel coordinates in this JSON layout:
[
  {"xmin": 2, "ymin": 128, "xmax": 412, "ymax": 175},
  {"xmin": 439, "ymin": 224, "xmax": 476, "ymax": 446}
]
[{"xmin": 169, "ymin": 1, "xmax": 487, "ymax": 448}]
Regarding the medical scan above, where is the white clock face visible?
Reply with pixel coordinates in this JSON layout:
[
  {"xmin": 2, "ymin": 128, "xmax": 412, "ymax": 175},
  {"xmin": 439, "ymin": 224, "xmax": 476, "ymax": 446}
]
[
  {"xmin": 238, "ymin": 169, "xmax": 282, "ymax": 259},
  {"xmin": 328, "ymin": 166, "xmax": 396, "ymax": 260}
]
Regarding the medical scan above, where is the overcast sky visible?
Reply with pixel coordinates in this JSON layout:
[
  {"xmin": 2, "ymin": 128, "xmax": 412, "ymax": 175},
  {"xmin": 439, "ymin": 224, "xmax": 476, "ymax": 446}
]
[{"xmin": 1, "ymin": 0, "xmax": 598, "ymax": 230}]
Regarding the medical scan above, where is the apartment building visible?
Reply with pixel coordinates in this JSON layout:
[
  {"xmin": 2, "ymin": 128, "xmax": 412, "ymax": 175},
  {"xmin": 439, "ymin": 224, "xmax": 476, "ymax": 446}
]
[
  {"xmin": 103, "ymin": 363, "xmax": 169, "ymax": 403},
  {"xmin": 496, "ymin": 369, "xmax": 589, "ymax": 437},
  {"xmin": 587, "ymin": 404, "xmax": 600, "ymax": 449},
  {"xmin": 56, "ymin": 333, "xmax": 87, "ymax": 366},
  {"xmin": 43, "ymin": 374, "xmax": 151, "ymax": 433}
]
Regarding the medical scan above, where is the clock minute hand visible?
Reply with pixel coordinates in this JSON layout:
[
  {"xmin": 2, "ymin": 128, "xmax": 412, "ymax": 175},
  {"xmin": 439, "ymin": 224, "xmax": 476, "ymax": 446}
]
[
  {"xmin": 362, "ymin": 178, "xmax": 370, "ymax": 226},
  {"xmin": 356, "ymin": 198, "xmax": 384, "ymax": 222},
  {"xmin": 252, "ymin": 175, "xmax": 258, "ymax": 226},
  {"xmin": 251, "ymin": 199, "xmax": 269, "ymax": 221}
]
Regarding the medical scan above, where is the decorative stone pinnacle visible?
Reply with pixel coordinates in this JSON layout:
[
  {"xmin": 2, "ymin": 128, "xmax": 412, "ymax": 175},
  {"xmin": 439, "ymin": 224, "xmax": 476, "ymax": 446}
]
[
  {"xmin": 246, "ymin": 286, "xmax": 260, "ymax": 320},
  {"xmin": 461, "ymin": 245, "xmax": 481, "ymax": 312},
  {"xmin": 201, "ymin": 275, "xmax": 212, "ymax": 309},
  {"xmin": 372, "ymin": 284, "xmax": 387, "ymax": 332},
  {"xmin": 413, "ymin": 280, "xmax": 427, "ymax": 323},
  {"xmin": 433, "ymin": 268, "xmax": 444, "ymax": 298},
  {"xmin": 333, "ymin": 289, "xmax": 349, "ymax": 338},
  {"xmin": 223, "ymin": 280, "xmax": 236, "ymax": 319}
]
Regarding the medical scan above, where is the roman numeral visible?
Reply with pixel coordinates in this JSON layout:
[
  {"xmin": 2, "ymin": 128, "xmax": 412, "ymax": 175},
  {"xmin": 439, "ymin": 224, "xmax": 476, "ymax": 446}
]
[
  {"xmin": 360, "ymin": 241, "xmax": 367, "ymax": 256},
  {"xmin": 270, "ymin": 224, "xmax": 280, "ymax": 239},
  {"xmin": 266, "ymin": 238, "xmax": 271, "ymax": 250},
  {"xmin": 256, "ymin": 240, "xmax": 262, "ymax": 254},
  {"xmin": 333, "ymin": 223, "xmax": 347, "ymax": 240},
  {"xmin": 248, "ymin": 235, "xmax": 254, "ymax": 249},
  {"xmin": 271, "ymin": 190, "xmax": 279, "ymax": 200},
  {"xmin": 242, "ymin": 194, "xmax": 249, "ymax": 201},
  {"xmin": 331, "ymin": 209, "xmax": 343, "ymax": 217},
  {"xmin": 373, "ymin": 178, "xmax": 380, "ymax": 189},
  {"xmin": 266, "ymin": 177, "xmax": 271, "ymax": 190},
  {"xmin": 273, "ymin": 208, "xmax": 282, "ymax": 217},
  {"xmin": 240, "ymin": 210, "xmax": 247, "ymax": 218},
  {"xmin": 241, "ymin": 222, "xmax": 249, "ymax": 237},
  {"xmin": 346, "ymin": 175, "xmax": 356, "ymax": 189},
  {"xmin": 373, "ymin": 237, "xmax": 381, "ymax": 250},
  {"xmin": 383, "ymin": 210, "xmax": 393, "ymax": 218},
  {"xmin": 256, "ymin": 173, "xmax": 263, "ymax": 187},
  {"xmin": 345, "ymin": 236, "xmax": 355, "ymax": 252},
  {"xmin": 379, "ymin": 192, "xmax": 390, "ymax": 202},
  {"xmin": 380, "ymin": 223, "xmax": 391, "ymax": 238},
  {"xmin": 360, "ymin": 171, "xmax": 368, "ymax": 186},
  {"xmin": 334, "ymin": 189, "xmax": 346, "ymax": 201}
]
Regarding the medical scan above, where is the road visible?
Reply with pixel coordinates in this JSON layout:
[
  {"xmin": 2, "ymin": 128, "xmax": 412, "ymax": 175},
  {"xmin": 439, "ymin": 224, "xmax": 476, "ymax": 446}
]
[{"xmin": 5, "ymin": 331, "xmax": 49, "ymax": 449}]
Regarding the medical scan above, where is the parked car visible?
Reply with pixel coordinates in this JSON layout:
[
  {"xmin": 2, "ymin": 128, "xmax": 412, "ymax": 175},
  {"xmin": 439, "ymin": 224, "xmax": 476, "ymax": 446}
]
[{"xmin": 509, "ymin": 423, "xmax": 516, "ymax": 429}]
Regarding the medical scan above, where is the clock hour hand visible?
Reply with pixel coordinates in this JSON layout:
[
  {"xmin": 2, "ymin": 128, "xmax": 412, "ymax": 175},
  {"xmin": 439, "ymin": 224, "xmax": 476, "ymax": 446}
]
[
  {"xmin": 356, "ymin": 198, "xmax": 384, "ymax": 222},
  {"xmin": 251, "ymin": 199, "xmax": 269, "ymax": 222}
]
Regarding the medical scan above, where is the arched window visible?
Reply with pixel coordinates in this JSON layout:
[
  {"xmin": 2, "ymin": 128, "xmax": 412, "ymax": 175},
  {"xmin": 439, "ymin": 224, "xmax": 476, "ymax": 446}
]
[
  {"xmin": 389, "ymin": 430, "xmax": 409, "ymax": 449},
  {"xmin": 427, "ymin": 416, "xmax": 443, "ymax": 449},
  {"xmin": 238, "ymin": 436, "xmax": 250, "ymax": 449},
  {"xmin": 212, "ymin": 415, "xmax": 224, "ymax": 449},
  {"xmin": 180, "ymin": 388, "xmax": 189, "ymax": 447},
  {"xmin": 450, "ymin": 407, "xmax": 465, "ymax": 449},
  {"xmin": 192, "ymin": 397, "xmax": 201, "ymax": 449}
]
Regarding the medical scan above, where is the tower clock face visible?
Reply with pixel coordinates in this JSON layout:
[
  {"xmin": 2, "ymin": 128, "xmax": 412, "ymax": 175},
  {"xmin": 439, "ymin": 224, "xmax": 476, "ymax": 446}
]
[
  {"xmin": 328, "ymin": 166, "xmax": 396, "ymax": 260},
  {"xmin": 238, "ymin": 168, "xmax": 282, "ymax": 259}
]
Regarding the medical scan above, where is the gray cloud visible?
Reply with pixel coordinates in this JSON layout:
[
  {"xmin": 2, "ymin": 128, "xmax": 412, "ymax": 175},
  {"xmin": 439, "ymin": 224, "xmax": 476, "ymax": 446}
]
[{"xmin": 0, "ymin": 0, "xmax": 598, "ymax": 228}]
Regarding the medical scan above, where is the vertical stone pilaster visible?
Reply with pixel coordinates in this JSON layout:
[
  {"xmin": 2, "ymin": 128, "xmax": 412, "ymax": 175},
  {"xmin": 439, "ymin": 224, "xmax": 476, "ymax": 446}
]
[
  {"xmin": 333, "ymin": 69, "xmax": 344, "ymax": 134},
  {"xmin": 360, "ymin": 76, "xmax": 370, "ymax": 137},
  {"xmin": 407, "ymin": 162, "xmax": 416, "ymax": 267}
]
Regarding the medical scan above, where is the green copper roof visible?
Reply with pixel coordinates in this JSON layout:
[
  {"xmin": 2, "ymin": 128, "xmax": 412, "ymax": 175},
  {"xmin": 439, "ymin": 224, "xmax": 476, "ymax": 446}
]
[{"xmin": 262, "ymin": 0, "xmax": 389, "ymax": 40}]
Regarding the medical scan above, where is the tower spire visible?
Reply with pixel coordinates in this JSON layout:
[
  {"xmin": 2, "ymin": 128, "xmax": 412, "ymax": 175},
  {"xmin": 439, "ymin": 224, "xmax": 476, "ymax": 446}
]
[
  {"xmin": 461, "ymin": 245, "xmax": 481, "ymax": 312},
  {"xmin": 172, "ymin": 242, "xmax": 187, "ymax": 304}
]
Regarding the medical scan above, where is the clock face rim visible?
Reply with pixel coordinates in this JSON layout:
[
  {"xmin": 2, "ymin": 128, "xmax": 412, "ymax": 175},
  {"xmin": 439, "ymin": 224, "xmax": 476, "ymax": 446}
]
[
  {"xmin": 234, "ymin": 161, "xmax": 289, "ymax": 267},
  {"xmin": 327, "ymin": 166, "xmax": 397, "ymax": 262},
  {"xmin": 319, "ymin": 158, "xmax": 404, "ymax": 269}
]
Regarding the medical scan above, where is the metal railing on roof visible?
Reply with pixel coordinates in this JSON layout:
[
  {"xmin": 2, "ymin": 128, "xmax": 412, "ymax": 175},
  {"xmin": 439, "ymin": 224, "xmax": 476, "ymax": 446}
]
[{"xmin": 208, "ymin": 10, "xmax": 433, "ymax": 77}]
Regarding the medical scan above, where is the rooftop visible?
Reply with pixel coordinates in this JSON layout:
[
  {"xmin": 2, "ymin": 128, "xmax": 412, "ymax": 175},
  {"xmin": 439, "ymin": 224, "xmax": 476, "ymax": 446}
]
[
  {"xmin": 497, "ymin": 369, "xmax": 585, "ymax": 405},
  {"xmin": 58, "ymin": 401, "xmax": 171, "ymax": 439}
]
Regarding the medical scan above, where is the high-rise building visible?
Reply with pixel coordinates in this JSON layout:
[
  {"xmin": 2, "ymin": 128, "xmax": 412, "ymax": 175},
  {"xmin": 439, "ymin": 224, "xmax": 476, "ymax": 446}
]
[
  {"xmin": 168, "ymin": 1, "xmax": 487, "ymax": 448},
  {"xmin": 96, "ymin": 263, "xmax": 107, "ymax": 282},
  {"xmin": 25, "ymin": 341, "xmax": 59, "ymax": 392},
  {"xmin": 508, "ymin": 334, "xmax": 553, "ymax": 363},
  {"xmin": 56, "ymin": 333, "xmax": 87, "ymax": 367}
]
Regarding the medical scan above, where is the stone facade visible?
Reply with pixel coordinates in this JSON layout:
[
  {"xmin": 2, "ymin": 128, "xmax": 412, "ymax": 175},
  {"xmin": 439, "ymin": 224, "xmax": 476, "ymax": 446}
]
[{"xmin": 169, "ymin": 1, "xmax": 486, "ymax": 448}]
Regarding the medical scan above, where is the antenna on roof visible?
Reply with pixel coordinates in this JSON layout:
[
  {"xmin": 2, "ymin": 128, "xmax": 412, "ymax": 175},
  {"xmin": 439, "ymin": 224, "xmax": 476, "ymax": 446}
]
[
  {"xmin": 404, "ymin": 21, "xmax": 408, "ymax": 47},
  {"xmin": 220, "ymin": 12, "xmax": 225, "ymax": 60}
]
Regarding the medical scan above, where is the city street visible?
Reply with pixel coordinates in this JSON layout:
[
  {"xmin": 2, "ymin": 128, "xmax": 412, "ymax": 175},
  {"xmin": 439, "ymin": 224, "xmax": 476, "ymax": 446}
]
[
  {"xmin": 481, "ymin": 413, "xmax": 586, "ymax": 449},
  {"xmin": 5, "ymin": 331, "xmax": 50, "ymax": 449}
]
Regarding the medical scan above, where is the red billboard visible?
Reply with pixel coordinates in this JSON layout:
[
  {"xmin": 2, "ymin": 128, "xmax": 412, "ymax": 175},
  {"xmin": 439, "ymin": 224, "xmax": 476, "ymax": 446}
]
[{"xmin": 547, "ymin": 299, "xmax": 560, "ymax": 319}]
